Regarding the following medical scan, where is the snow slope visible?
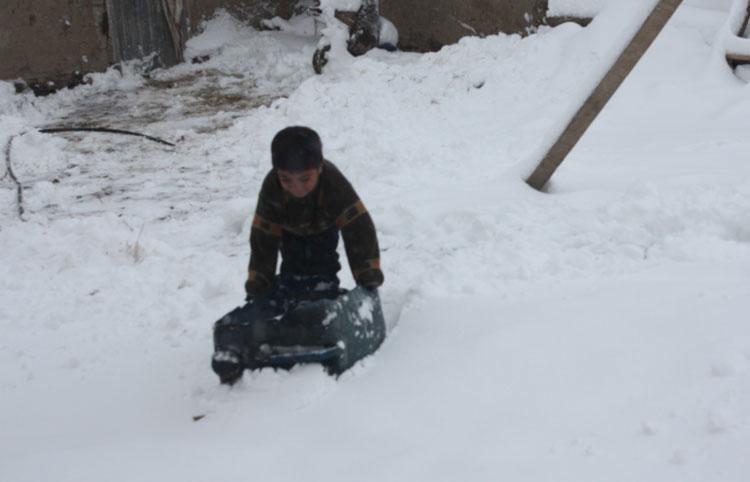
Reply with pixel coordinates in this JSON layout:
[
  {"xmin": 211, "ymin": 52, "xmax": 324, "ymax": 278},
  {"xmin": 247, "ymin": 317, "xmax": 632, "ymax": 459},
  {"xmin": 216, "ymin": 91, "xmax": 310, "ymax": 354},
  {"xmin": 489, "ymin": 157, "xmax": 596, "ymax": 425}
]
[
  {"xmin": 548, "ymin": 0, "xmax": 735, "ymax": 17},
  {"xmin": 1, "ymin": 2, "xmax": 749, "ymax": 481}
]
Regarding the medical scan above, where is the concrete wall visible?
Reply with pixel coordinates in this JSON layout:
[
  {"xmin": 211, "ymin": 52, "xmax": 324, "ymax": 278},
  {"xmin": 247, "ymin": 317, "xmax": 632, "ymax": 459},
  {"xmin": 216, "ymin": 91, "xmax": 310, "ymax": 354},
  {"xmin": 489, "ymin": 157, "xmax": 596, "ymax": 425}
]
[
  {"xmin": 0, "ymin": 0, "xmax": 299, "ymax": 86},
  {"xmin": 0, "ymin": 0, "xmax": 110, "ymax": 87},
  {"xmin": 1, "ymin": 0, "xmax": 571, "ymax": 86},
  {"xmin": 380, "ymin": 0, "xmax": 549, "ymax": 52},
  {"xmin": 189, "ymin": 0, "xmax": 553, "ymax": 52},
  {"xmin": 189, "ymin": 0, "xmax": 297, "ymax": 30}
]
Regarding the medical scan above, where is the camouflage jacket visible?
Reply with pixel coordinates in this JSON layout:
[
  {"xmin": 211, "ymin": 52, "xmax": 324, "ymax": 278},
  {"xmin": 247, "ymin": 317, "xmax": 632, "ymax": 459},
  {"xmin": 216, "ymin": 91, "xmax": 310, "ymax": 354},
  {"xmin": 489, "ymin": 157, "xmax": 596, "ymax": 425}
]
[{"xmin": 245, "ymin": 160, "xmax": 383, "ymax": 297}]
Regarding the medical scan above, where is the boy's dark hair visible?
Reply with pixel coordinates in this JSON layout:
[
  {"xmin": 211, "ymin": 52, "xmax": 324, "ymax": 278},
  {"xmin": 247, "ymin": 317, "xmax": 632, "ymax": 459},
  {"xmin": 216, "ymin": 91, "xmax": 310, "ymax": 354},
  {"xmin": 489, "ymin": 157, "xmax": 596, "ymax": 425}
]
[{"xmin": 271, "ymin": 126, "xmax": 323, "ymax": 172}]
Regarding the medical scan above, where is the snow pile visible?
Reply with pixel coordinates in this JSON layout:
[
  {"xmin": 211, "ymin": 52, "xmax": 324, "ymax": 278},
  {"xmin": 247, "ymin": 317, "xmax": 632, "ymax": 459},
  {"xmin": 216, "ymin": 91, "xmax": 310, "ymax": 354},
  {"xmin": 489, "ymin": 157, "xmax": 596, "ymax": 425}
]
[
  {"xmin": 713, "ymin": 0, "xmax": 750, "ymax": 71},
  {"xmin": 379, "ymin": 17, "xmax": 399, "ymax": 47},
  {"xmin": 1, "ymin": 2, "xmax": 750, "ymax": 481},
  {"xmin": 181, "ymin": 9, "xmax": 315, "ymax": 92}
]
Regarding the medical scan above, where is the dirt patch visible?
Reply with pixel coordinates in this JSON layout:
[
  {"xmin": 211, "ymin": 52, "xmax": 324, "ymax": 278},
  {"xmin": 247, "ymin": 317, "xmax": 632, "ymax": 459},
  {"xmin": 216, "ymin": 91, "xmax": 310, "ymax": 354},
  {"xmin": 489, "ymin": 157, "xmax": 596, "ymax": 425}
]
[{"xmin": 45, "ymin": 64, "xmax": 286, "ymax": 135}]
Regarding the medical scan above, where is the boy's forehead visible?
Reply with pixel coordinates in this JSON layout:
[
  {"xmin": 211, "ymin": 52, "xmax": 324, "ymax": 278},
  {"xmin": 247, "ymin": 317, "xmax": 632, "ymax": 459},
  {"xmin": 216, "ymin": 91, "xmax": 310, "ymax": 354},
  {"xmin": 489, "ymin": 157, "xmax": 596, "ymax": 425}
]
[{"xmin": 277, "ymin": 167, "xmax": 320, "ymax": 177}]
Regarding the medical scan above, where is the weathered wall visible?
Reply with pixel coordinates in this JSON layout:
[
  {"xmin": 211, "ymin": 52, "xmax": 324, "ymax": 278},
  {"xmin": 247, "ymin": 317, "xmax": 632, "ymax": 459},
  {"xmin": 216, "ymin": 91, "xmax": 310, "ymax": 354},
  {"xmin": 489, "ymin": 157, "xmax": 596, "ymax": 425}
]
[
  {"xmin": 189, "ymin": 0, "xmax": 297, "ymax": 30},
  {"xmin": 0, "ymin": 0, "xmax": 297, "ymax": 85},
  {"xmin": 1, "ymin": 0, "xmax": 575, "ymax": 85},
  {"xmin": 380, "ymin": 0, "xmax": 549, "ymax": 52},
  {"xmin": 107, "ymin": 0, "xmax": 181, "ymax": 67},
  {"xmin": 188, "ymin": 0, "xmax": 555, "ymax": 50},
  {"xmin": 0, "ymin": 0, "xmax": 110, "ymax": 86}
]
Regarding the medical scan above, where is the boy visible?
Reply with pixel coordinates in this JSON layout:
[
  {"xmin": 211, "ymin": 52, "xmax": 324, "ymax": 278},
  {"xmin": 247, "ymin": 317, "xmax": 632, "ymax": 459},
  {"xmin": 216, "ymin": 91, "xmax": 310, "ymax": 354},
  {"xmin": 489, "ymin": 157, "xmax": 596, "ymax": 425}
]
[
  {"xmin": 212, "ymin": 126, "xmax": 384, "ymax": 383},
  {"xmin": 245, "ymin": 126, "xmax": 383, "ymax": 299}
]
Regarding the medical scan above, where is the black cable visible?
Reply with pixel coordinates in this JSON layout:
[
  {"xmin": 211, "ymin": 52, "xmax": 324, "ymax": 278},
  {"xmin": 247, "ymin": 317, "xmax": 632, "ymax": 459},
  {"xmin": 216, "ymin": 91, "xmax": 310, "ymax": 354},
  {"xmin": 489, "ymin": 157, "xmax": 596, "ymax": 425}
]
[
  {"xmin": 4, "ymin": 135, "xmax": 26, "ymax": 221},
  {"xmin": 3, "ymin": 127, "xmax": 173, "ymax": 220},
  {"xmin": 39, "ymin": 127, "xmax": 175, "ymax": 147}
]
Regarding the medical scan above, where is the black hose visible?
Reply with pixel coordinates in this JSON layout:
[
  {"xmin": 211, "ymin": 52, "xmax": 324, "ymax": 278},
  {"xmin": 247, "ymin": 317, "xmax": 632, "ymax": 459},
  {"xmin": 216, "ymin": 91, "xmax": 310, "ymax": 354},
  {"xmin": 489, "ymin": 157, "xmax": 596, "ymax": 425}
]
[{"xmin": 39, "ymin": 127, "xmax": 175, "ymax": 147}]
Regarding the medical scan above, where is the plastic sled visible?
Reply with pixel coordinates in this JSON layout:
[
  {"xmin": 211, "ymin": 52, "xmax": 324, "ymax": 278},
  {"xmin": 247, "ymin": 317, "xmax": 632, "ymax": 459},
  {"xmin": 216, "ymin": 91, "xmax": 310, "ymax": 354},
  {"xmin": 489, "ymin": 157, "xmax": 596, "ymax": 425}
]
[{"xmin": 212, "ymin": 286, "xmax": 386, "ymax": 380}]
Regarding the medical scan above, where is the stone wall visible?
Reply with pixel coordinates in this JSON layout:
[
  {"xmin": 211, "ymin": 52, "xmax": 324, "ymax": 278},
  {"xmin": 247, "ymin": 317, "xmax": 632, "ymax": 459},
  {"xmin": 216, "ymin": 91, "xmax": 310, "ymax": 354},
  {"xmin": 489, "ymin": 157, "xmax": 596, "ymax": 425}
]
[{"xmin": 0, "ymin": 0, "xmax": 110, "ymax": 88}]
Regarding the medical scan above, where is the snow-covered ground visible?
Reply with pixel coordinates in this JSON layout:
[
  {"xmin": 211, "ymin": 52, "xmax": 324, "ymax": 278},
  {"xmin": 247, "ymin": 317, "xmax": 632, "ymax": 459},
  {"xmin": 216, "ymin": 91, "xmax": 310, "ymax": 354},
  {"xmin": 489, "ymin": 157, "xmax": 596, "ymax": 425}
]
[
  {"xmin": 1, "ymin": 1, "xmax": 749, "ymax": 481},
  {"xmin": 548, "ymin": 0, "xmax": 735, "ymax": 17}
]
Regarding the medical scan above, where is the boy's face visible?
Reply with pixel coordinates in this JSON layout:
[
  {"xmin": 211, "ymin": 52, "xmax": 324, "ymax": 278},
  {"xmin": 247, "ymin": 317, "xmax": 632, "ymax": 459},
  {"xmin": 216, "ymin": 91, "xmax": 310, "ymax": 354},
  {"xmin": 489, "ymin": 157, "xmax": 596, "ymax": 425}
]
[{"xmin": 277, "ymin": 166, "xmax": 322, "ymax": 198}]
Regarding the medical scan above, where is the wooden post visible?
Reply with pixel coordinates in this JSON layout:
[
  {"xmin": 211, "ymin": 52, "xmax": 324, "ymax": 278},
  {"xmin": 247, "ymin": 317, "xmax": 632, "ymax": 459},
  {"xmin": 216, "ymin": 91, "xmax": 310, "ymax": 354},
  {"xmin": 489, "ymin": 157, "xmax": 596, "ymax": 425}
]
[
  {"xmin": 726, "ymin": 0, "xmax": 750, "ymax": 67},
  {"xmin": 525, "ymin": 0, "xmax": 684, "ymax": 191},
  {"xmin": 740, "ymin": 1, "xmax": 750, "ymax": 36}
]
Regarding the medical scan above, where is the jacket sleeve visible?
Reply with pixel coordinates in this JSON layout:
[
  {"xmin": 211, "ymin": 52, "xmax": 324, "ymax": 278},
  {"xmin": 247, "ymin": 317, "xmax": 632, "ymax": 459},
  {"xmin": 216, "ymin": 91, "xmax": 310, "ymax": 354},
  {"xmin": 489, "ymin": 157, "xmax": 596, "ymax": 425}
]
[
  {"xmin": 332, "ymin": 173, "xmax": 384, "ymax": 289},
  {"xmin": 245, "ymin": 174, "xmax": 283, "ymax": 298}
]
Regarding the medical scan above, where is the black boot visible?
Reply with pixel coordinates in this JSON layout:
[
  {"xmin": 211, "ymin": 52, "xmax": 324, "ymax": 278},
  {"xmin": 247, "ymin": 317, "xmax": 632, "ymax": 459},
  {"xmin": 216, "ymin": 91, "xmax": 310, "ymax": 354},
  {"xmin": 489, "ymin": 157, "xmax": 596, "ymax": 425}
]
[
  {"xmin": 212, "ymin": 309, "xmax": 248, "ymax": 385},
  {"xmin": 212, "ymin": 349, "xmax": 243, "ymax": 385}
]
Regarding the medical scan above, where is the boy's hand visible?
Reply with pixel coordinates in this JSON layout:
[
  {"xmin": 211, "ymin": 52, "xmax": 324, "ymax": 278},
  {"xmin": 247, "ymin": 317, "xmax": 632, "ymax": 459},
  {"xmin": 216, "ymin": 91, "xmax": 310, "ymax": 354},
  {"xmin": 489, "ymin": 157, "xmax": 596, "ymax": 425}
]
[
  {"xmin": 355, "ymin": 268, "xmax": 383, "ymax": 291},
  {"xmin": 358, "ymin": 283, "xmax": 379, "ymax": 294}
]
